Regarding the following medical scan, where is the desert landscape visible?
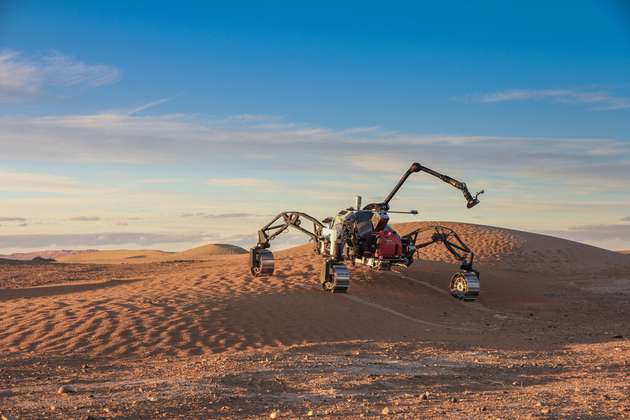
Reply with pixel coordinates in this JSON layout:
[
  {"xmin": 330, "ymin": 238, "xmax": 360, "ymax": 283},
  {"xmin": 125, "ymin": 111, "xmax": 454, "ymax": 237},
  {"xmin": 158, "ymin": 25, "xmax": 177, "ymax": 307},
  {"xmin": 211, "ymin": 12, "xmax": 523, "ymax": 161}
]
[{"xmin": 1, "ymin": 221, "xmax": 628, "ymax": 419}]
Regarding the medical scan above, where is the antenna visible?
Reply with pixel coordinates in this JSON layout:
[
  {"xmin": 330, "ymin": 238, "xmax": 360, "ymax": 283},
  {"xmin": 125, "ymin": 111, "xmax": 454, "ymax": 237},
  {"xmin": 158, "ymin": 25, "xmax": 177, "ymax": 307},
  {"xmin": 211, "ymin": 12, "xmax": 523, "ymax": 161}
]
[{"xmin": 355, "ymin": 195, "xmax": 362, "ymax": 210}]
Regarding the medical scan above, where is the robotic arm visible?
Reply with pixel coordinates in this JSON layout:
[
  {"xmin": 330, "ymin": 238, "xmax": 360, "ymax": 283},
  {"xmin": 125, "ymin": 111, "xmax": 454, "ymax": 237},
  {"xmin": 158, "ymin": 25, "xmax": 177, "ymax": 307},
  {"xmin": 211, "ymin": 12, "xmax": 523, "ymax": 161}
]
[
  {"xmin": 365, "ymin": 162, "xmax": 484, "ymax": 211},
  {"xmin": 409, "ymin": 163, "xmax": 484, "ymax": 209}
]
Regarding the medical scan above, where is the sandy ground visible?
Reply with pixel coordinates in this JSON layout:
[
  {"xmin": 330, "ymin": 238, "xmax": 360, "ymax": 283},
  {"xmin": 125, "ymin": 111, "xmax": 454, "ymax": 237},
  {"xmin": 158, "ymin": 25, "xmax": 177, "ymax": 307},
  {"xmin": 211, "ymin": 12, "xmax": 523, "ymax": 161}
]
[{"xmin": 1, "ymin": 222, "xmax": 629, "ymax": 419}]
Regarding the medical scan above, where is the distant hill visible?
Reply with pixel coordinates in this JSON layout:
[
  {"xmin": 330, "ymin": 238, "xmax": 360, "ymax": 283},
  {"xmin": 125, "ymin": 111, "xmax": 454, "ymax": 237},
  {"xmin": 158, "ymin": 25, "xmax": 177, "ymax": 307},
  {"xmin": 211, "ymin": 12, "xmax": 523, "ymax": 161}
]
[
  {"xmin": 175, "ymin": 243, "xmax": 248, "ymax": 260},
  {"xmin": 0, "ymin": 250, "xmax": 94, "ymax": 261},
  {"xmin": 57, "ymin": 243, "xmax": 247, "ymax": 264},
  {"xmin": 0, "ymin": 256, "xmax": 56, "ymax": 265}
]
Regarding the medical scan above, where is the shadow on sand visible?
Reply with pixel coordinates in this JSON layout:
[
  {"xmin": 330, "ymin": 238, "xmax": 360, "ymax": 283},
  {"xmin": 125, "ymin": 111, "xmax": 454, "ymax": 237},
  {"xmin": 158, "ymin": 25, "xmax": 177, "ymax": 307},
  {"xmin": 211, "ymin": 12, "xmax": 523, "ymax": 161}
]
[{"xmin": 0, "ymin": 278, "xmax": 143, "ymax": 301}]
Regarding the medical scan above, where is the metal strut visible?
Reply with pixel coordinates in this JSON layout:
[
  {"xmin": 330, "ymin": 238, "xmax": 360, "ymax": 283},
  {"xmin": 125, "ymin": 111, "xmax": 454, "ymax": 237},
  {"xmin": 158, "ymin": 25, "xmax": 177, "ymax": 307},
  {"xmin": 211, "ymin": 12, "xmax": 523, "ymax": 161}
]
[
  {"xmin": 256, "ymin": 211, "xmax": 324, "ymax": 249},
  {"xmin": 402, "ymin": 225, "xmax": 480, "ymax": 300},
  {"xmin": 250, "ymin": 211, "xmax": 326, "ymax": 278},
  {"xmin": 402, "ymin": 225, "xmax": 475, "ymax": 271}
]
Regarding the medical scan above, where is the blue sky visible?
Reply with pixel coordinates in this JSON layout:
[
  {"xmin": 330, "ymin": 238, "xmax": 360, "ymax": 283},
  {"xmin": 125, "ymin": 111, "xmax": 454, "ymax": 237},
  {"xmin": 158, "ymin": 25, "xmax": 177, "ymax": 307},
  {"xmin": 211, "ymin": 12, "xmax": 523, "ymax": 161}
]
[{"xmin": 1, "ymin": 0, "xmax": 630, "ymax": 252}]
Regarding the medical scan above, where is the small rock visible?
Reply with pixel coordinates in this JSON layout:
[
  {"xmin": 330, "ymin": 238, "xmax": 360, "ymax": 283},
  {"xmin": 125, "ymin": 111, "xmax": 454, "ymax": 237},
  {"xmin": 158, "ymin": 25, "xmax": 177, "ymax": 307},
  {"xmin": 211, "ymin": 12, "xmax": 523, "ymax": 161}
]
[
  {"xmin": 270, "ymin": 410, "xmax": 279, "ymax": 419},
  {"xmin": 306, "ymin": 409, "xmax": 314, "ymax": 417},
  {"xmin": 2, "ymin": 415, "xmax": 16, "ymax": 420},
  {"xmin": 421, "ymin": 391, "xmax": 429, "ymax": 400},
  {"xmin": 450, "ymin": 397, "xmax": 458, "ymax": 403},
  {"xmin": 381, "ymin": 407, "xmax": 390, "ymax": 415},
  {"xmin": 541, "ymin": 408, "xmax": 551, "ymax": 414},
  {"xmin": 58, "ymin": 384, "xmax": 77, "ymax": 394}
]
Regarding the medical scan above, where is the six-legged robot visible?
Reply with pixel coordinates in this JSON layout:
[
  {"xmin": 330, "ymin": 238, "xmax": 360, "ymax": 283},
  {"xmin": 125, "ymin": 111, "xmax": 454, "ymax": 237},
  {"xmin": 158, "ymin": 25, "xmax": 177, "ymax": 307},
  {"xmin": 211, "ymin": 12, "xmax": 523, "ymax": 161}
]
[{"xmin": 250, "ymin": 162, "xmax": 484, "ymax": 301}]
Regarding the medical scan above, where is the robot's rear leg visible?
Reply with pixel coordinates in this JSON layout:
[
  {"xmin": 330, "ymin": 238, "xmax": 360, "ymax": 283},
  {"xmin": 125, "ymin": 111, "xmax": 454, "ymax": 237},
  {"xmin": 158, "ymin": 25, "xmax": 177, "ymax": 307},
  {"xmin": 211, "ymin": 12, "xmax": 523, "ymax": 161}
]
[
  {"xmin": 250, "ymin": 247, "xmax": 275, "ymax": 276},
  {"xmin": 449, "ymin": 271, "xmax": 480, "ymax": 301},
  {"xmin": 320, "ymin": 259, "xmax": 350, "ymax": 293}
]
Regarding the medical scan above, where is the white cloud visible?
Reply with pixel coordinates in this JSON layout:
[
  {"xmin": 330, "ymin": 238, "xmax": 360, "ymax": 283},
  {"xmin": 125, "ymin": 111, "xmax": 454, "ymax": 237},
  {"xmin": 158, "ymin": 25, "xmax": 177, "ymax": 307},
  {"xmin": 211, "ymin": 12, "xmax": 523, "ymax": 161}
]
[
  {"xmin": 181, "ymin": 212, "xmax": 261, "ymax": 218},
  {"xmin": 138, "ymin": 178, "xmax": 181, "ymax": 184},
  {"xmin": 548, "ymin": 224, "xmax": 630, "ymax": 242},
  {"xmin": 41, "ymin": 51, "xmax": 120, "ymax": 87},
  {"xmin": 206, "ymin": 178, "xmax": 271, "ymax": 188},
  {"xmin": 0, "ymin": 217, "xmax": 26, "ymax": 222},
  {"xmin": 0, "ymin": 49, "xmax": 120, "ymax": 101},
  {"xmin": 0, "ymin": 51, "xmax": 40, "ymax": 99},
  {"xmin": 2, "ymin": 110, "xmax": 628, "ymax": 174},
  {"xmin": 70, "ymin": 216, "xmax": 101, "ymax": 222},
  {"xmin": 473, "ymin": 88, "xmax": 630, "ymax": 110},
  {"xmin": 0, "ymin": 232, "xmax": 205, "ymax": 250},
  {"xmin": 0, "ymin": 171, "xmax": 84, "ymax": 193},
  {"xmin": 0, "ymin": 110, "xmax": 628, "ymax": 198},
  {"xmin": 1, "ymin": 110, "xmax": 630, "ymax": 250}
]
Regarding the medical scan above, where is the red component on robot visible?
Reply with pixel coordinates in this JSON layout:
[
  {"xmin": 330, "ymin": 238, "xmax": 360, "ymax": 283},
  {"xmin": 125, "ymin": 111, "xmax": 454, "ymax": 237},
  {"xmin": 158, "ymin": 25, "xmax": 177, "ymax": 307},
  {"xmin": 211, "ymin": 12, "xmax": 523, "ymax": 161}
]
[{"xmin": 375, "ymin": 230, "xmax": 403, "ymax": 258}]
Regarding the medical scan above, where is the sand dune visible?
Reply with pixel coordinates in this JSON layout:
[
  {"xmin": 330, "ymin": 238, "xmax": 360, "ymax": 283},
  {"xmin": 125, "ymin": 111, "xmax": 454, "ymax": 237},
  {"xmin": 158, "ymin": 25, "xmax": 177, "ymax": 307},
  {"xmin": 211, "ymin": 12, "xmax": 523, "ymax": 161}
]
[
  {"xmin": 57, "ymin": 243, "xmax": 247, "ymax": 264},
  {"xmin": 396, "ymin": 221, "xmax": 630, "ymax": 275},
  {"xmin": 57, "ymin": 249, "xmax": 173, "ymax": 264},
  {"xmin": 1, "ymin": 221, "xmax": 628, "ymax": 358},
  {"xmin": 175, "ymin": 243, "xmax": 248, "ymax": 260}
]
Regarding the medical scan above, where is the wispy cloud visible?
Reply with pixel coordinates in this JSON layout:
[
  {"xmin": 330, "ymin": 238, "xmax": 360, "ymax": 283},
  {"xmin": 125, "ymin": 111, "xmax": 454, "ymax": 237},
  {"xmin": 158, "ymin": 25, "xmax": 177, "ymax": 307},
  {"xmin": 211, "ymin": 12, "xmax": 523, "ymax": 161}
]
[
  {"xmin": 206, "ymin": 178, "xmax": 272, "ymax": 188},
  {"xmin": 0, "ymin": 50, "xmax": 120, "ymax": 102},
  {"xmin": 181, "ymin": 212, "xmax": 264, "ymax": 219},
  {"xmin": 0, "ymin": 171, "xmax": 84, "ymax": 193},
  {"xmin": 550, "ymin": 224, "xmax": 630, "ymax": 242},
  {"xmin": 138, "ymin": 178, "xmax": 181, "ymax": 185},
  {"xmin": 471, "ymin": 88, "xmax": 630, "ymax": 110},
  {"xmin": 2, "ymin": 110, "xmax": 629, "ymax": 176},
  {"xmin": 123, "ymin": 97, "xmax": 172, "ymax": 116},
  {"xmin": 1, "ymin": 110, "xmax": 629, "ymax": 250},
  {"xmin": 70, "ymin": 216, "xmax": 101, "ymax": 222},
  {"xmin": 0, "ymin": 51, "xmax": 39, "ymax": 99},
  {"xmin": 0, "ymin": 232, "xmax": 205, "ymax": 250},
  {"xmin": 0, "ymin": 217, "xmax": 27, "ymax": 222},
  {"xmin": 0, "ymin": 111, "xmax": 629, "ymax": 195}
]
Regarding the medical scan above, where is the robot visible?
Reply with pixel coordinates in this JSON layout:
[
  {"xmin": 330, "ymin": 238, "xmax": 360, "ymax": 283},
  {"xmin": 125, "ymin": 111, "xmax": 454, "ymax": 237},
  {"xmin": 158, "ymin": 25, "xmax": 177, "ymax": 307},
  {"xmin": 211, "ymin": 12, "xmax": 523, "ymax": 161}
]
[{"xmin": 249, "ymin": 162, "xmax": 484, "ymax": 301}]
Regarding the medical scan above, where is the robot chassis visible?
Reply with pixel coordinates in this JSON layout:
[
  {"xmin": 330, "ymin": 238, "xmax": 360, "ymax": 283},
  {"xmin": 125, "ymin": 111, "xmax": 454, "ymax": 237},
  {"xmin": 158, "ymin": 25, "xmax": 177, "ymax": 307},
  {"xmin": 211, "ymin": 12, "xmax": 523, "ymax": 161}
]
[{"xmin": 250, "ymin": 162, "xmax": 484, "ymax": 301}]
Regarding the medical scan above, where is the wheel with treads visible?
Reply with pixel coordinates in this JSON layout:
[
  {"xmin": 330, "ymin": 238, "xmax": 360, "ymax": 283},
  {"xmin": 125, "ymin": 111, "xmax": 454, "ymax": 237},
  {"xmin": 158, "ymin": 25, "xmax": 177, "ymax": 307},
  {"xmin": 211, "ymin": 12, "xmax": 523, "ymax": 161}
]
[
  {"xmin": 449, "ymin": 271, "xmax": 480, "ymax": 301},
  {"xmin": 321, "ymin": 260, "xmax": 350, "ymax": 293}
]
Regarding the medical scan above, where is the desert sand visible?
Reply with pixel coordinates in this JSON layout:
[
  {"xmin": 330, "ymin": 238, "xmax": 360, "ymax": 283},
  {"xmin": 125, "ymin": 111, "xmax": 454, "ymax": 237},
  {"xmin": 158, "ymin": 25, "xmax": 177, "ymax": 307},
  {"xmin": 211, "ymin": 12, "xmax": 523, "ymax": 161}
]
[{"xmin": 0, "ymin": 222, "xmax": 628, "ymax": 419}]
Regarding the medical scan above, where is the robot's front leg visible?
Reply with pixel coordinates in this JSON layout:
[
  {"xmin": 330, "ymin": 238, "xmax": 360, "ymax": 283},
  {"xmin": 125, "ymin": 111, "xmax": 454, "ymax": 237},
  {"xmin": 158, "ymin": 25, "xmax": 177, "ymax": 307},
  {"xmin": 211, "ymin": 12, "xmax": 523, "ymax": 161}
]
[{"xmin": 250, "ymin": 246, "xmax": 275, "ymax": 276}]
